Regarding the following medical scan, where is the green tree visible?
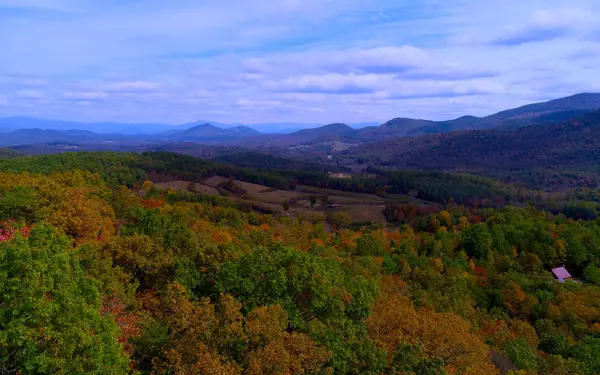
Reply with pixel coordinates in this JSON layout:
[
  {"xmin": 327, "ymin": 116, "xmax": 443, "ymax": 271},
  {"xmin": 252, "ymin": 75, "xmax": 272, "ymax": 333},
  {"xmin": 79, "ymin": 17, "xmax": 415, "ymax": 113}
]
[
  {"xmin": 0, "ymin": 225, "xmax": 130, "ymax": 374},
  {"xmin": 570, "ymin": 336, "xmax": 600, "ymax": 375}
]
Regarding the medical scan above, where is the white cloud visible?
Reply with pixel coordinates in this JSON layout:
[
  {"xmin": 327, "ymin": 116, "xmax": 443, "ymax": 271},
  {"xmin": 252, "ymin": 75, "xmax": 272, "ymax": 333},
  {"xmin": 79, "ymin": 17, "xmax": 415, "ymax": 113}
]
[
  {"xmin": 451, "ymin": 6, "xmax": 600, "ymax": 46},
  {"xmin": 330, "ymin": 46, "xmax": 430, "ymax": 73},
  {"xmin": 63, "ymin": 91, "xmax": 109, "ymax": 100},
  {"xmin": 237, "ymin": 99, "xmax": 283, "ymax": 108},
  {"xmin": 0, "ymin": 0, "xmax": 85, "ymax": 11},
  {"xmin": 242, "ymin": 58, "xmax": 271, "ymax": 73},
  {"xmin": 240, "ymin": 73, "xmax": 264, "ymax": 81},
  {"xmin": 99, "ymin": 81, "xmax": 160, "ymax": 93},
  {"xmin": 16, "ymin": 90, "xmax": 46, "ymax": 100},
  {"xmin": 19, "ymin": 78, "xmax": 50, "ymax": 87},
  {"xmin": 267, "ymin": 73, "xmax": 386, "ymax": 94}
]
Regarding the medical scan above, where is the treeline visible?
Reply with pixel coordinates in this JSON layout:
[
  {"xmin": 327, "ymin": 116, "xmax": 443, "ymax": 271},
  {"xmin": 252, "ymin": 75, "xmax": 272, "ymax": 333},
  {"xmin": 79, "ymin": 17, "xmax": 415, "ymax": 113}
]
[
  {"xmin": 0, "ymin": 151, "xmax": 517, "ymax": 204},
  {"xmin": 2, "ymin": 151, "xmax": 599, "ymax": 220}
]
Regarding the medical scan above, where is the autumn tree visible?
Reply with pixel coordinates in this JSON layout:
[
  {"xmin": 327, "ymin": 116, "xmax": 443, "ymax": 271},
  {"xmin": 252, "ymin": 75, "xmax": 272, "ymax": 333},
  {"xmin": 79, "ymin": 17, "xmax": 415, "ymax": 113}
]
[{"xmin": 366, "ymin": 294, "xmax": 498, "ymax": 375}]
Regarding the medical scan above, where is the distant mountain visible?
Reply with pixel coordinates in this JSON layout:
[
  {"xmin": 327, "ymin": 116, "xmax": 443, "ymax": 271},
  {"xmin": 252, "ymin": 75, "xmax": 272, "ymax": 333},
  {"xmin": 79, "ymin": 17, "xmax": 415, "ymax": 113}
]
[
  {"xmin": 236, "ymin": 94, "xmax": 600, "ymax": 150},
  {"xmin": 234, "ymin": 122, "xmax": 322, "ymax": 133},
  {"xmin": 338, "ymin": 110, "xmax": 600, "ymax": 182},
  {"xmin": 0, "ymin": 116, "xmax": 182, "ymax": 135},
  {"xmin": 351, "ymin": 93, "xmax": 600, "ymax": 139},
  {"xmin": 349, "ymin": 122, "xmax": 381, "ymax": 129},
  {"xmin": 357, "ymin": 118, "xmax": 433, "ymax": 139},
  {"xmin": 0, "ymin": 128, "xmax": 160, "ymax": 147},
  {"xmin": 3, "ymin": 93, "xmax": 599, "ymax": 149},
  {"xmin": 0, "ymin": 117, "xmax": 328, "ymax": 135},
  {"xmin": 228, "ymin": 125, "xmax": 261, "ymax": 135},
  {"xmin": 292, "ymin": 123, "xmax": 356, "ymax": 137},
  {"xmin": 481, "ymin": 93, "xmax": 600, "ymax": 128},
  {"xmin": 238, "ymin": 123, "xmax": 364, "ymax": 150},
  {"xmin": 164, "ymin": 123, "xmax": 262, "ymax": 143}
]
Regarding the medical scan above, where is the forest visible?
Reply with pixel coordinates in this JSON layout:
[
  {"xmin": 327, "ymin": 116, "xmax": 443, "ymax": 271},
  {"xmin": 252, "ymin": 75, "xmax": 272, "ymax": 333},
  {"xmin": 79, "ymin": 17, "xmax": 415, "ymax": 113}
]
[
  {"xmin": 2, "ymin": 152, "xmax": 600, "ymax": 374},
  {"xmin": 338, "ymin": 110, "xmax": 600, "ymax": 191}
]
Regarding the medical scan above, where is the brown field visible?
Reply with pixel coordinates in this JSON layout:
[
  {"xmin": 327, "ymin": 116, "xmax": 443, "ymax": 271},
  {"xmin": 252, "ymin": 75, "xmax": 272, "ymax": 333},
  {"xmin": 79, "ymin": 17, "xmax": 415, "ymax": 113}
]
[
  {"xmin": 236, "ymin": 181, "xmax": 305, "ymax": 203},
  {"xmin": 154, "ymin": 181, "xmax": 220, "ymax": 196},
  {"xmin": 343, "ymin": 204, "xmax": 387, "ymax": 223},
  {"xmin": 202, "ymin": 176, "xmax": 229, "ymax": 188},
  {"xmin": 154, "ymin": 178, "xmax": 416, "ymax": 225}
]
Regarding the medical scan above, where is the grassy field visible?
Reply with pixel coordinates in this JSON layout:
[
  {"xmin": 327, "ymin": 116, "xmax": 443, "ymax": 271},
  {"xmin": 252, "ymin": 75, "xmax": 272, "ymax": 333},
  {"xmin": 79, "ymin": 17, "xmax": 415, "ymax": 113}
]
[
  {"xmin": 154, "ymin": 178, "xmax": 430, "ymax": 225},
  {"xmin": 154, "ymin": 181, "xmax": 220, "ymax": 196}
]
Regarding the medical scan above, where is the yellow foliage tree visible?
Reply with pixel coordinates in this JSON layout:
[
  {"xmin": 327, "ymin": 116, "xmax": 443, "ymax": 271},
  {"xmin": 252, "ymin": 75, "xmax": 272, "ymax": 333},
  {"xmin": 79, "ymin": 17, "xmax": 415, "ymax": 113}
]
[{"xmin": 366, "ymin": 294, "xmax": 499, "ymax": 375}]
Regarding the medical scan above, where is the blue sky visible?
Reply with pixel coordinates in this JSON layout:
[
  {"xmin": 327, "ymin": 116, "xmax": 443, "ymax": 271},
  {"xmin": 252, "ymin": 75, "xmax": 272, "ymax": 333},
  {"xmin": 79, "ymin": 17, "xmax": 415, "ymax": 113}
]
[{"xmin": 0, "ymin": 0, "xmax": 599, "ymax": 125}]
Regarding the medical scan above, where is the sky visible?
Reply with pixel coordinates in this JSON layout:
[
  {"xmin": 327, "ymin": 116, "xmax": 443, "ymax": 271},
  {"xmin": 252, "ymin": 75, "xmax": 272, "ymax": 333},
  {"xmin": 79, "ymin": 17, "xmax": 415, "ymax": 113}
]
[{"xmin": 0, "ymin": 0, "xmax": 599, "ymax": 125}]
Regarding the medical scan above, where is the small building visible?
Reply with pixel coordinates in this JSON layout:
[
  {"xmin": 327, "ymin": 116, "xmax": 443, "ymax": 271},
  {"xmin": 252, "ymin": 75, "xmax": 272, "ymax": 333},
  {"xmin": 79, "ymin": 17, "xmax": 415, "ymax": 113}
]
[
  {"xmin": 328, "ymin": 204, "xmax": 340, "ymax": 209},
  {"xmin": 551, "ymin": 267, "xmax": 573, "ymax": 283}
]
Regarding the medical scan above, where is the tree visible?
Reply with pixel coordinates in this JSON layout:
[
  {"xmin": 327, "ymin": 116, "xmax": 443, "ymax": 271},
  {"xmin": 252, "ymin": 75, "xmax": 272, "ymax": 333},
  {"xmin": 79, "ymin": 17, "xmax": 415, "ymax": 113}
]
[
  {"xmin": 152, "ymin": 283, "xmax": 330, "ymax": 375},
  {"xmin": 326, "ymin": 212, "xmax": 352, "ymax": 229},
  {"xmin": 282, "ymin": 201, "xmax": 291, "ymax": 212},
  {"xmin": 570, "ymin": 336, "xmax": 600, "ymax": 375},
  {"xmin": 309, "ymin": 196, "xmax": 318, "ymax": 207},
  {"xmin": 584, "ymin": 265, "xmax": 600, "ymax": 286},
  {"xmin": 0, "ymin": 225, "xmax": 130, "ymax": 374},
  {"xmin": 366, "ymin": 294, "xmax": 499, "ymax": 375}
]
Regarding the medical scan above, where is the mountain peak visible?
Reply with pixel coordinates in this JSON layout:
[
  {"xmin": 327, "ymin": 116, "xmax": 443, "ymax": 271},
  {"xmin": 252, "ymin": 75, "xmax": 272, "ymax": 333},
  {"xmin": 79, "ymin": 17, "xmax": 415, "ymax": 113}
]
[
  {"xmin": 188, "ymin": 123, "xmax": 221, "ymax": 131},
  {"xmin": 291, "ymin": 123, "xmax": 355, "ymax": 137},
  {"xmin": 320, "ymin": 123, "xmax": 354, "ymax": 131}
]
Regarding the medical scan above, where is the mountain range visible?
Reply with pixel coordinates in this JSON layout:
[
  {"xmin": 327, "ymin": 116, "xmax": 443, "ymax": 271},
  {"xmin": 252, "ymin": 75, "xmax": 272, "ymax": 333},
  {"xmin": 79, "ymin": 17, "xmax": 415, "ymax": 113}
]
[
  {"xmin": 0, "ymin": 116, "xmax": 379, "ymax": 135},
  {"xmin": 237, "ymin": 93, "xmax": 600, "ymax": 150},
  {"xmin": 1, "ymin": 93, "xmax": 600, "ymax": 154}
]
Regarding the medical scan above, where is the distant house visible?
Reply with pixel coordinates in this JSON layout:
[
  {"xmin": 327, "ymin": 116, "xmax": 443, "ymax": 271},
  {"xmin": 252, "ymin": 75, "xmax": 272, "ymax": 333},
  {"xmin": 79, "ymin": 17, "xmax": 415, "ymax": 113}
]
[
  {"xmin": 328, "ymin": 204, "xmax": 340, "ymax": 209},
  {"xmin": 552, "ymin": 267, "xmax": 573, "ymax": 282}
]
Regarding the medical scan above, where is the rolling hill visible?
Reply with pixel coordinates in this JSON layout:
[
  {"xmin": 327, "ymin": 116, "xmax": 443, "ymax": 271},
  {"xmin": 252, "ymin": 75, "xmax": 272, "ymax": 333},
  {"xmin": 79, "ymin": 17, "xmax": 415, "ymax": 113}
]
[
  {"xmin": 239, "ymin": 93, "xmax": 600, "ymax": 150},
  {"xmin": 2, "ymin": 93, "xmax": 599, "ymax": 154},
  {"xmin": 337, "ymin": 110, "xmax": 600, "ymax": 187},
  {"xmin": 353, "ymin": 93, "xmax": 600, "ymax": 139}
]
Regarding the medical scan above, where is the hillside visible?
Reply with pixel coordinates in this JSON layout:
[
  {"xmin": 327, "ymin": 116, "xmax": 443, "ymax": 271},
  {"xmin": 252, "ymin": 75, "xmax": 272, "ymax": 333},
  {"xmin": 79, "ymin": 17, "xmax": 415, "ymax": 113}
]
[
  {"xmin": 239, "ymin": 93, "xmax": 600, "ymax": 151},
  {"xmin": 339, "ymin": 110, "xmax": 600, "ymax": 187},
  {"xmin": 482, "ymin": 93, "xmax": 600, "ymax": 128},
  {"xmin": 239, "ymin": 123, "xmax": 363, "ymax": 149},
  {"xmin": 356, "ymin": 93, "xmax": 600, "ymax": 139}
]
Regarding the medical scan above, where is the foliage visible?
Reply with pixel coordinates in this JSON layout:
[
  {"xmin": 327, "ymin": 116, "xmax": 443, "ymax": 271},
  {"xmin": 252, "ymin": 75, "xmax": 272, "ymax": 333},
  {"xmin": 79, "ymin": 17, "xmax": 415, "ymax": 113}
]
[
  {"xmin": 0, "ymin": 225, "xmax": 130, "ymax": 374},
  {"xmin": 1, "ymin": 152, "xmax": 600, "ymax": 374}
]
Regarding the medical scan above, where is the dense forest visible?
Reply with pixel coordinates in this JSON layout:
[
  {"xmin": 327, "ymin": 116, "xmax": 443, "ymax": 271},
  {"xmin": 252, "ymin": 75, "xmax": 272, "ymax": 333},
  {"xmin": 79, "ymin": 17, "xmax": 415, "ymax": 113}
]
[
  {"xmin": 339, "ymin": 110, "xmax": 600, "ymax": 190},
  {"xmin": 2, "ymin": 152, "xmax": 600, "ymax": 374}
]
